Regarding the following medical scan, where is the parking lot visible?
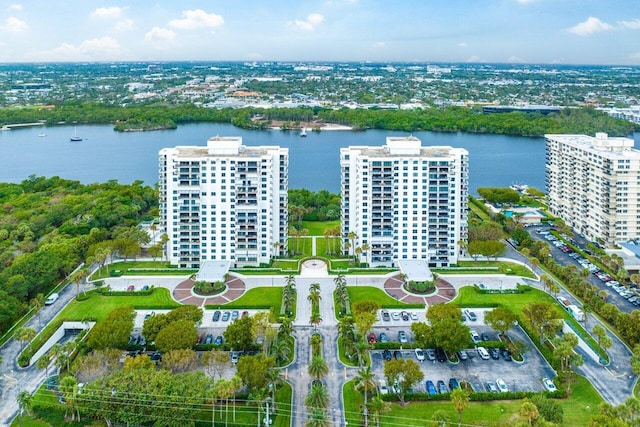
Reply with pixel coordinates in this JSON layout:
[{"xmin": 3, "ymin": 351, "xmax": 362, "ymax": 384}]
[{"xmin": 370, "ymin": 308, "xmax": 557, "ymax": 395}]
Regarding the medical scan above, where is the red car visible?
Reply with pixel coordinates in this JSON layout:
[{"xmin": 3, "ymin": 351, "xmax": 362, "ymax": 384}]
[
  {"xmin": 127, "ymin": 285, "xmax": 135, "ymax": 292},
  {"xmin": 368, "ymin": 332, "xmax": 377, "ymax": 344}
]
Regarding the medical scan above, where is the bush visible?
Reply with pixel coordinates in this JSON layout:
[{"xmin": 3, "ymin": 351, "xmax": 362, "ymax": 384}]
[
  {"xmin": 193, "ymin": 280, "xmax": 225, "ymax": 296},
  {"xmin": 529, "ymin": 394, "xmax": 564, "ymax": 424}
]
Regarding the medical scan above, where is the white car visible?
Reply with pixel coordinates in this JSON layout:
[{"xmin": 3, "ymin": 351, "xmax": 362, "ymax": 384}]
[
  {"xmin": 470, "ymin": 330, "xmax": 481, "ymax": 343},
  {"xmin": 414, "ymin": 348, "xmax": 425, "ymax": 361},
  {"xmin": 496, "ymin": 379, "xmax": 509, "ymax": 393},
  {"xmin": 542, "ymin": 378, "xmax": 557, "ymax": 392},
  {"xmin": 391, "ymin": 312, "xmax": 400, "ymax": 321},
  {"xmin": 410, "ymin": 312, "xmax": 419, "ymax": 321},
  {"xmin": 378, "ymin": 380, "xmax": 389, "ymax": 395},
  {"xmin": 45, "ymin": 293, "xmax": 59, "ymax": 305}
]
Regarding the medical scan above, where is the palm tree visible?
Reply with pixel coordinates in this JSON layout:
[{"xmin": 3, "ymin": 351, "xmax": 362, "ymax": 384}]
[
  {"xmin": 230, "ymin": 375, "xmax": 242, "ymax": 423},
  {"xmin": 266, "ymin": 368, "xmax": 283, "ymax": 412},
  {"xmin": 17, "ymin": 390, "xmax": 32, "ymax": 426},
  {"xmin": 540, "ymin": 274, "xmax": 552, "ymax": 293},
  {"xmin": 36, "ymin": 354, "xmax": 51, "ymax": 378},
  {"xmin": 361, "ymin": 243, "xmax": 370, "ymax": 265},
  {"xmin": 159, "ymin": 234, "xmax": 169, "ymax": 261},
  {"xmin": 308, "ymin": 356, "xmax": 329, "ymax": 380},
  {"xmin": 310, "ymin": 312, "xmax": 322, "ymax": 330},
  {"xmin": 59, "ymin": 376, "xmax": 80, "ymax": 421},
  {"xmin": 94, "ymin": 247, "xmax": 110, "ymax": 278},
  {"xmin": 450, "ymin": 388, "xmax": 470, "ymax": 426},
  {"xmin": 520, "ymin": 399, "xmax": 539, "ymax": 426},
  {"xmin": 301, "ymin": 228, "xmax": 309, "ymax": 255},
  {"xmin": 273, "ymin": 338, "xmax": 292, "ymax": 366},
  {"xmin": 367, "ymin": 396, "xmax": 390, "ymax": 427},
  {"xmin": 323, "ymin": 229, "xmax": 332, "ymax": 255},
  {"xmin": 30, "ymin": 294, "xmax": 45, "ymax": 329},
  {"xmin": 431, "ymin": 409, "xmax": 450, "ymax": 427},
  {"xmin": 279, "ymin": 317, "xmax": 294, "ymax": 338},
  {"xmin": 355, "ymin": 366, "xmax": 377, "ymax": 427},
  {"xmin": 355, "ymin": 247, "xmax": 362, "ymax": 266},
  {"xmin": 347, "ymin": 231, "xmax": 357, "ymax": 260},
  {"xmin": 273, "ymin": 241, "xmax": 281, "ymax": 258},
  {"xmin": 249, "ymin": 387, "xmax": 268, "ymax": 427},
  {"xmin": 15, "ymin": 327, "xmax": 36, "ymax": 351},
  {"xmin": 70, "ymin": 267, "xmax": 90, "ymax": 298},
  {"xmin": 306, "ymin": 409, "xmax": 330, "ymax": 427},
  {"xmin": 305, "ymin": 383, "xmax": 330, "ymax": 410}
]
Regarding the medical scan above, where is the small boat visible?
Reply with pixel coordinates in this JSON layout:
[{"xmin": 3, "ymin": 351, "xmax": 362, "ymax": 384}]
[
  {"xmin": 1, "ymin": 125, "xmax": 11, "ymax": 131},
  {"xmin": 70, "ymin": 127, "xmax": 82, "ymax": 142},
  {"xmin": 38, "ymin": 132, "xmax": 47, "ymax": 137},
  {"xmin": 300, "ymin": 128, "xmax": 307, "ymax": 137}
]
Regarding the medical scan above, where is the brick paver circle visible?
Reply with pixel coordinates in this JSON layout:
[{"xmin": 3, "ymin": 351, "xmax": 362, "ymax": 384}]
[
  {"xmin": 172, "ymin": 274, "xmax": 246, "ymax": 307},
  {"xmin": 383, "ymin": 274, "xmax": 456, "ymax": 306}
]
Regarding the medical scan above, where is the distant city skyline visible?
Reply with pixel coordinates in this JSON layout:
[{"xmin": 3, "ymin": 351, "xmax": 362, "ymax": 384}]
[{"xmin": 1, "ymin": 1, "xmax": 639, "ymax": 65}]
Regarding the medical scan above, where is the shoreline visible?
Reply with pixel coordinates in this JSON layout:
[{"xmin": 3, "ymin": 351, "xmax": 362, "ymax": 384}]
[{"xmin": 269, "ymin": 124, "xmax": 353, "ymax": 131}]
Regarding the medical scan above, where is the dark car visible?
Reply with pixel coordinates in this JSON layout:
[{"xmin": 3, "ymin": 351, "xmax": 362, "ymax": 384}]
[
  {"xmin": 437, "ymin": 380, "xmax": 448, "ymax": 394},
  {"xmin": 481, "ymin": 332, "xmax": 490, "ymax": 341},
  {"xmin": 214, "ymin": 335, "xmax": 223, "ymax": 345},
  {"xmin": 435, "ymin": 348, "xmax": 447, "ymax": 362},
  {"xmin": 222, "ymin": 311, "xmax": 230, "ymax": 321},
  {"xmin": 501, "ymin": 348, "xmax": 512, "ymax": 361},
  {"xmin": 489, "ymin": 347, "xmax": 500, "ymax": 360},
  {"xmin": 381, "ymin": 310, "xmax": 391, "ymax": 322},
  {"xmin": 449, "ymin": 378, "xmax": 460, "ymax": 390},
  {"xmin": 485, "ymin": 381, "xmax": 499, "ymax": 393},
  {"xmin": 368, "ymin": 332, "xmax": 377, "ymax": 344},
  {"xmin": 150, "ymin": 350, "xmax": 162, "ymax": 362},
  {"xmin": 127, "ymin": 284, "xmax": 135, "ymax": 292},
  {"xmin": 425, "ymin": 380, "xmax": 437, "ymax": 395},
  {"xmin": 141, "ymin": 285, "xmax": 149, "ymax": 291},
  {"xmin": 242, "ymin": 311, "xmax": 249, "ymax": 318},
  {"xmin": 196, "ymin": 334, "xmax": 204, "ymax": 345},
  {"xmin": 393, "ymin": 350, "xmax": 402, "ymax": 359},
  {"xmin": 213, "ymin": 311, "xmax": 221, "ymax": 321},
  {"xmin": 383, "ymin": 349, "xmax": 392, "ymax": 361},
  {"xmin": 205, "ymin": 334, "xmax": 213, "ymax": 345},
  {"xmin": 401, "ymin": 311, "xmax": 409, "ymax": 321}
]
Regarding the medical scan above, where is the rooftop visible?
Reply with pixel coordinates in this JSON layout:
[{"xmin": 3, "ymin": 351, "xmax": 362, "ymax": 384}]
[
  {"xmin": 195, "ymin": 260, "xmax": 231, "ymax": 282},
  {"xmin": 398, "ymin": 259, "xmax": 434, "ymax": 282}
]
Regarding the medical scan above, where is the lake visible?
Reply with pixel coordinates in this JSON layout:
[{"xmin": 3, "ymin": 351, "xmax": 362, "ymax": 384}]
[{"xmin": 1, "ymin": 123, "xmax": 638, "ymax": 194}]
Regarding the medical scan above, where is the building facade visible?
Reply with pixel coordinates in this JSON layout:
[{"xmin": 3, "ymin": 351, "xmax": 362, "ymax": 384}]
[
  {"xmin": 159, "ymin": 137, "xmax": 288, "ymax": 268},
  {"xmin": 340, "ymin": 136, "xmax": 469, "ymax": 268},
  {"xmin": 546, "ymin": 133, "xmax": 640, "ymax": 247}
]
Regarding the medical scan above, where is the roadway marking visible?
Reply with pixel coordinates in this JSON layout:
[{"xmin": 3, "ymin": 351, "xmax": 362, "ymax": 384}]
[{"xmin": 604, "ymin": 366, "xmax": 628, "ymax": 378}]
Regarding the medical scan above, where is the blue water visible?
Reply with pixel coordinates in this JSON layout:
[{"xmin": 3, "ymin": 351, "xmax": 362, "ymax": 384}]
[{"xmin": 1, "ymin": 123, "xmax": 638, "ymax": 194}]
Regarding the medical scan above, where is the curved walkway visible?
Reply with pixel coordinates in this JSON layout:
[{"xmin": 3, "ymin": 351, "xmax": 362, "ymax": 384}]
[
  {"xmin": 383, "ymin": 274, "xmax": 456, "ymax": 305},
  {"xmin": 172, "ymin": 275, "xmax": 246, "ymax": 307}
]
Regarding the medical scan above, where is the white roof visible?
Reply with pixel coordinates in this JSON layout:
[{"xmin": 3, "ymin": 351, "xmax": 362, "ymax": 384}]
[
  {"xmin": 195, "ymin": 260, "xmax": 231, "ymax": 282},
  {"xmin": 398, "ymin": 259, "xmax": 433, "ymax": 282}
]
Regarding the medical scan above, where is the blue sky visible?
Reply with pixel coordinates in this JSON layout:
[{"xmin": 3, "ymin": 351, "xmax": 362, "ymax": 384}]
[{"xmin": 1, "ymin": 0, "xmax": 639, "ymax": 64}]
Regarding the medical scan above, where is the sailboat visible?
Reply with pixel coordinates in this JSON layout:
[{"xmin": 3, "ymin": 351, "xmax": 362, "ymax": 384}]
[
  {"xmin": 300, "ymin": 128, "xmax": 307, "ymax": 137},
  {"xmin": 70, "ymin": 127, "xmax": 82, "ymax": 142}
]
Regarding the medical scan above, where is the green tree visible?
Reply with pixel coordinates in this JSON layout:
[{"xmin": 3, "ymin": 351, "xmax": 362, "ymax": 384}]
[
  {"xmin": 305, "ymin": 383, "xmax": 330, "ymax": 411},
  {"xmin": 383, "ymin": 358, "xmax": 424, "ymax": 406},
  {"xmin": 355, "ymin": 366, "xmax": 377, "ymax": 427},
  {"xmin": 142, "ymin": 312, "xmax": 170, "ymax": 343},
  {"xmin": 30, "ymin": 293, "xmax": 45, "ymax": 329},
  {"xmin": 431, "ymin": 318, "xmax": 471, "ymax": 354},
  {"xmin": 87, "ymin": 306, "xmax": 135, "ymax": 350},
  {"xmin": 367, "ymin": 396, "xmax": 390, "ymax": 427},
  {"xmin": 450, "ymin": 387, "xmax": 470, "ymax": 426},
  {"xmin": 236, "ymin": 353, "xmax": 275, "ymax": 393},
  {"xmin": 122, "ymin": 353, "xmax": 156, "ymax": 371},
  {"xmin": 592, "ymin": 324, "xmax": 613, "ymax": 360},
  {"xmin": 223, "ymin": 316, "xmax": 255, "ymax": 350},
  {"xmin": 154, "ymin": 319, "xmax": 198, "ymax": 352},
  {"xmin": 484, "ymin": 307, "xmax": 517, "ymax": 337},
  {"xmin": 202, "ymin": 349, "xmax": 231, "ymax": 382},
  {"xmin": 308, "ymin": 356, "xmax": 329, "ymax": 381},
  {"xmin": 159, "ymin": 349, "xmax": 199, "ymax": 373},
  {"xmin": 426, "ymin": 303, "xmax": 462, "ymax": 324},
  {"xmin": 166, "ymin": 305, "xmax": 203, "ymax": 324},
  {"xmin": 522, "ymin": 302, "xmax": 561, "ymax": 343},
  {"xmin": 17, "ymin": 390, "xmax": 33, "ymax": 426},
  {"xmin": 520, "ymin": 399, "xmax": 539, "ymax": 426},
  {"xmin": 15, "ymin": 327, "xmax": 36, "ymax": 351},
  {"xmin": 411, "ymin": 322, "xmax": 434, "ymax": 349}
]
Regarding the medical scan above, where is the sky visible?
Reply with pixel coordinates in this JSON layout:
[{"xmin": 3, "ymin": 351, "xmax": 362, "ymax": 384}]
[{"xmin": 1, "ymin": 0, "xmax": 639, "ymax": 65}]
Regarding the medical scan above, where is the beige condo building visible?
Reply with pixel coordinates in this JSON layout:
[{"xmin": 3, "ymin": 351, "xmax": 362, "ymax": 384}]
[{"xmin": 546, "ymin": 132, "xmax": 640, "ymax": 247}]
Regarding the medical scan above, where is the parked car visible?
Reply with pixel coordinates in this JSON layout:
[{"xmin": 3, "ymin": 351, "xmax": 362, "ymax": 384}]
[
  {"xmin": 141, "ymin": 285, "xmax": 149, "ymax": 291},
  {"xmin": 391, "ymin": 312, "xmax": 400, "ymax": 321},
  {"xmin": 435, "ymin": 348, "xmax": 447, "ymax": 362},
  {"xmin": 477, "ymin": 347, "xmax": 490, "ymax": 360},
  {"xmin": 231, "ymin": 310, "xmax": 239, "ymax": 320},
  {"xmin": 379, "ymin": 332, "xmax": 388, "ymax": 343},
  {"xmin": 196, "ymin": 334, "xmax": 204, "ymax": 345},
  {"xmin": 205, "ymin": 334, "xmax": 213, "ymax": 345},
  {"xmin": 242, "ymin": 310, "xmax": 249, "ymax": 318},
  {"xmin": 501, "ymin": 348, "xmax": 513, "ymax": 361},
  {"xmin": 414, "ymin": 348, "xmax": 425, "ymax": 361},
  {"xmin": 410, "ymin": 312, "xmax": 418, "ymax": 321},
  {"xmin": 496, "ymin": 379, "xmax": 509, "ymax": 393},
  {"xmin": 378, "ymin": 380, "xmax": 389, "ymax": 395},
  {"xmin": 213, "ymin": 311, "xmax": 221, "ymax": 321},
  {"xmin": 470, "ymin": 330, "xmax": 481, "ymax": 343},
  {"xmin": 393, "ymin": 350, "xmax": 402, "ymax": 359},
  {"xmin": 401, "ymin": 311, "xmax": 409, "ymax": 321},
  {"xmin": 368, "ymin": 332, "xmax": 377, "ymax": 344},
  {"xmin": 437, "ymin": 380, "xmax": 448, "ymax": 394},
  {"xmin": 485, "ymin": 381, "xmax": 499, "ymax": 393},
  {"xmin": 127, "ymin": 285, "xmax": 135, "ymax": 292},
  {"xmin": 231, "ymin": 352, "xmax": 239, "ymax": 364},
  {"xmin": 542, "ymin": 378, "xmax": 557, "ymax": 392},
  {"xmin": 138, "ymin": 335, "xmax": 146, "ymax": 346},
  {"xmin": 489, "ymin": 347, "xmax": 500, "ymax": 360},
  {"xmin": 458, "ymin": 349, "xmax": 468, "ymax": 360},
  {"xmin": 381, "ymin": 310, "xmax": 391, "ymax": 322},
  {"xmin": 398, "ymin": 330, "xmax": 408, "ymax": 343},
  {"xmin": 425, "ymin": 348, "xmax": 436, "ymax": 361},
  {"xmin": 383, "ymin": 349, "xmax": 392, "ymax": 361},
  {"xmin": 481, "ymin": 332, "xmax": 490, "ymax": 341},
  {"xmin": 214, "ymin": 335, "xmax": 223, "ymax": 345},
  {"xmin": 425, "ymin": 380, "xmax": 437, "ymax": 395},
  {"xmin": 150, "ymin": 350, "xmax": 162, "ymax": 362},
  {"xmin": 448, "ymin": 378, "xmax": 460, "ymax": 390},
  {"xmin": 465, "ymin": 310, "xmax": 477, "ymax": 321},
  {"xmin": 222, "ymin": 311, "xmax": 230, "ymax": 321}
]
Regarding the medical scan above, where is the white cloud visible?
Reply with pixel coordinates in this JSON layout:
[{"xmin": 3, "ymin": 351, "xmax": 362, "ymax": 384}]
[
  {"xmin": 114, "ymin": 19, "xmax": 135, "ymax": 31},
  {"xmin": 8, "ymin": 4, "xmax": 23, "ymax": 11},
  {"xmin": 567, "ymin": 17, "xmax": 613, "ymax": 36},
  {"xmin": 246, "ymin": 52, "xmax": 264, "ymax": 60},
  {"xmin": 145, "ymin": 27, "xmax": 176, "ymax": 41},
  {"xmin": 618, "ymin": 19, "xmax": 640, "ymax": 29},
  {"xmin": 372, "ymin": 41, "xmax": 385, "ymax": 48},
  {"xmin": 169, "ymin": 9, "xmax": 224, "ymax": 30},
  {"xmin": 29, "ymin": 37, "xmax": 122, "ymax": 61},
  {"xmin": 1, "ymin": 17, "xmax": 28, "ymax": 33},
  {"xmin": 507, "ymin": 56, "xmax": 524, "ymax": 63},
  {"xmin": 287, "ymin": 13, "xmax": 324, "ymax": 31},
  {"xmin": 458, "ymin": 42, "xmax": 468, "ymax": 48},
  {"xmin": 466, "ymin": 55, "xmax": 481, "ymax": 63},
  {"xmin": 91, "ymin": 6, "xmax": 124, "ymax": 19}
]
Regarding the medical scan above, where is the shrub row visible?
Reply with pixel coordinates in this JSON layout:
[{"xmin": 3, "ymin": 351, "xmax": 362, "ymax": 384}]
[{"xmin": 381, "ymin": 388, "xmax": 566, "ymax": 403}]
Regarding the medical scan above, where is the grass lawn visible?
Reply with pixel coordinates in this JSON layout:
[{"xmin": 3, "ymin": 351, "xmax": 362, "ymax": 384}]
[
  {"xmin": 287, "ymin": 237, "xmax": 313, "ymax": 257},
  {"xmin": 302, "ymin": 220, "xmax": 340, "ymax": 236},
  {"xmin": 343, "ymin": 375, "xmax": 600, "ymax": 426},
  {"xmin": 449, "ymin": 260, "xmax": 535, "ymax": 278},
  {"xmin": 347, "ymin": 287, "xmax": 425, "ymax": 309},
  {"xmin": 343, "ymin": 380, "xmax": 364, "ymax": 426},
  {"xmin": 270, "ymin": 259, "xmax": 300, "ymax": 270},
  {"xmin": 91, "ymin": 260, "xmax": 195, "ymax": 279},
  {"xmin": 273, "ymin": 382, "xmax": 293, "ymax": 427},
  {"xmin": 210, "ymin": 287, "xmax": 284, "ymax": 316}
]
